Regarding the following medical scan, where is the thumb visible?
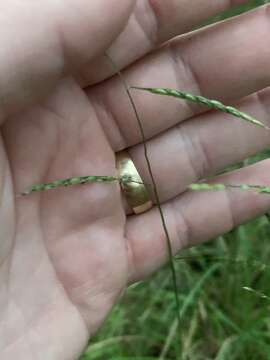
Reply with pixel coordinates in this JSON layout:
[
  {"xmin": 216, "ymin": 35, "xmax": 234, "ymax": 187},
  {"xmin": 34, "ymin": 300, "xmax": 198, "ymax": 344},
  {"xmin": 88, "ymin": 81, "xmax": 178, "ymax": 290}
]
[{"xmin": 0, "ymin": 0, "xmax": 134, "ymax": 123}]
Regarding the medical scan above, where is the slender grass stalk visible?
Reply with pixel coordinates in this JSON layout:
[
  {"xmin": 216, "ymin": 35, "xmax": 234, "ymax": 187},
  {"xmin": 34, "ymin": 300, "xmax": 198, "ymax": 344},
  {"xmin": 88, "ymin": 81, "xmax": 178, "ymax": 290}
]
[
  {"xmin": 106, "ymin": 54, "xmax": 182, "ymax": 325},
  {"xmin": 189, "ymin": 183, "xmax": 270, "ymax": 194},
  {"xmin": 132, "ymin": 87, "xmax": 269, "ymax": 129}
]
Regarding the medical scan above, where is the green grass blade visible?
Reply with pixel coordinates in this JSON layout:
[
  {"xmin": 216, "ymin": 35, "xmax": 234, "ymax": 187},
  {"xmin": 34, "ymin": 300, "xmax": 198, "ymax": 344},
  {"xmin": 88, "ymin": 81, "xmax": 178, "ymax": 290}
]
[
  {"xmin": 132, "ymin": 87, "xmax": 269, "ymax": 130},
  {"xmin": 159, "ymin": 263, "xmax": 220, "ymax": 360}
]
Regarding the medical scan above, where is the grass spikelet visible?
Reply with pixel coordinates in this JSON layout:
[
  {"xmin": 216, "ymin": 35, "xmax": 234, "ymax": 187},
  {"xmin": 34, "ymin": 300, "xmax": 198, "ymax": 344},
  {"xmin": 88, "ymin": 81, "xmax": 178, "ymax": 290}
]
[
  {"xmin": 242, "ymin": 286, "xmax": 270, "ymax": 301},
  {"xmin": 20, "ymin": 175, "xmax": 119, "ymax": 196},
  {"xmin": 132, "ymin": 87, "xmax": 269, "ymax": 130},
  {"xmin": 189, "ymin": 183, "xmax": 270, "ymax": 194},
  {"xmin": 19, "ymin": 175, "xmax": 149, "ymax": 196}
]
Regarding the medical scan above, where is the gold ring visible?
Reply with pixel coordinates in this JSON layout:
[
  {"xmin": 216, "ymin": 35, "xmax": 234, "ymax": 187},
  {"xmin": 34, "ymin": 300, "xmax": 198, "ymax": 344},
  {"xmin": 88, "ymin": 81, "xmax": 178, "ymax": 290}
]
[{"xmin": 116, "ymin": 151, "xmax": 153, "ymax": 214}]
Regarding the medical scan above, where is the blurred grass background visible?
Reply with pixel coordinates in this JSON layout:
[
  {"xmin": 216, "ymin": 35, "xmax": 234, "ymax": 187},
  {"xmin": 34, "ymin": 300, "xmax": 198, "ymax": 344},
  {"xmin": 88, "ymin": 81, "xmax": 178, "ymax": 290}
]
[{"xmin": 81, "ymin": 1, "xmax": 270, "ymax": 359}]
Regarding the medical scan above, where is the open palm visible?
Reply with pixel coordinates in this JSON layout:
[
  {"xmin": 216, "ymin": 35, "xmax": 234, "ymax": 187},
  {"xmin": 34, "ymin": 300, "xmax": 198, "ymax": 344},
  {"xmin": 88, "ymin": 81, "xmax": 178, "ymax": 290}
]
[{"xmin": 1, "ymin": 1, "xmax": 270, "ymax": 359}]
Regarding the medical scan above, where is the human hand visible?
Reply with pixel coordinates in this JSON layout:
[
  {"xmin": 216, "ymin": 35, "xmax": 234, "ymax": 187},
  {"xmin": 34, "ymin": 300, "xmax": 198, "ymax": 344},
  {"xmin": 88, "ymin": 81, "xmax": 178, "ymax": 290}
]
[{"xmin": 1, "ymin": 1, "xmax": 270, "ymax": 359}]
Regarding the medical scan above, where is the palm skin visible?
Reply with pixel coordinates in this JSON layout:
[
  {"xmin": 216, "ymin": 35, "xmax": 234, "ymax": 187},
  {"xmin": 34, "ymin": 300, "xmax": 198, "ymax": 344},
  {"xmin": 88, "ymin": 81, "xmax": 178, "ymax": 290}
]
[
  {"xmin": 1, "ymin": 1, "xmax": 270, "ymax": 359},
  {"xmin": 1, "ymin": 77, "xmax": 131, "ymax": 358},
  {"xmin": 0, "ymin": 1, "xmax": 134, "ymax": 357}
]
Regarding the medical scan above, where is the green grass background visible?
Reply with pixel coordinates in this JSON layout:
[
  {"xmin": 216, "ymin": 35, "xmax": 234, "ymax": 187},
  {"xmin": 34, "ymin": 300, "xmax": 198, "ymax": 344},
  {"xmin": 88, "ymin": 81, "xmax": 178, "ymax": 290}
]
[{"xmin": 81, "ymin": 2, "xmax": 270, "ymax": 359}]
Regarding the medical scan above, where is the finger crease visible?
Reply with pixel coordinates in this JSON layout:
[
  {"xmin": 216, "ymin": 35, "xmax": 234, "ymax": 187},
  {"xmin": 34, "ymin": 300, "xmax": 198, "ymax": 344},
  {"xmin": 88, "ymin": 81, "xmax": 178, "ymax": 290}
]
[
  {"xmin": 221, "ymin": 188, "xmax": 236, "ymax": 232},
  {"xmin": 256, "ymin": 89, "xmax": 270, "ymax": 127},
  {"xmin": 169, "ymin": 199, "xmax": 191, "ymax": 250},
  {"xmin": 168, "ymin": 41, "xmax": 204, "ymax": 116},
  {"xmin": 133, "ymin": 1, "xmax": 158, "ymax": 47},
  {"xmin": 90, "ymin": 93, "xmax": 128, "ymax": 152},
  {"xmin": 176, "ymin": 123, "xmax": 211, "ymax": 181},
  {"xmin": 126, "ymin": 237, "xmax": 138, "ymax": 283}
]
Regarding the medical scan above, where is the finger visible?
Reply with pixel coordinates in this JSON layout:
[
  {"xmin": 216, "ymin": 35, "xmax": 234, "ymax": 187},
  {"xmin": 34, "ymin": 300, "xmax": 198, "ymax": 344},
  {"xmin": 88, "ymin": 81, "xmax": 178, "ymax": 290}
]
[
  {"xmin": 90, "ymin": 5, "xmax": 270, "ymax": 150},
  {"xmin": 0, "ymin": 0, "xmax": 134, "ymax": 124},
  {"xmin": 126, "ymin": 160, "xmax": 270, "ymax": 282},
  {"xmin": 79, "ymin": 0, "xmax": 248, "ymax": 85},
  {"xmin": 127, "ymin": 88, "xmax": 270, "ymax": 205}
]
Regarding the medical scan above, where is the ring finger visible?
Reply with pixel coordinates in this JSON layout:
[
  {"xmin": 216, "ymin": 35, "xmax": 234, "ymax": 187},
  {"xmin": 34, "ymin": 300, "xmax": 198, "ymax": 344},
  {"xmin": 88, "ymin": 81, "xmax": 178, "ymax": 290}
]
[{"xmin": 124, "ymin": 87, "xmax": 270, "ymax": 210}]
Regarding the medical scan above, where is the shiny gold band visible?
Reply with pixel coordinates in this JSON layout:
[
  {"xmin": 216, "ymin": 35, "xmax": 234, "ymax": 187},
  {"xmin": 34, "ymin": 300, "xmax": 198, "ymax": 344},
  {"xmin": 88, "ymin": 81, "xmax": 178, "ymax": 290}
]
[{"xmin": 116, "ymin": 151, "xmax": 153, "ymax": 214}]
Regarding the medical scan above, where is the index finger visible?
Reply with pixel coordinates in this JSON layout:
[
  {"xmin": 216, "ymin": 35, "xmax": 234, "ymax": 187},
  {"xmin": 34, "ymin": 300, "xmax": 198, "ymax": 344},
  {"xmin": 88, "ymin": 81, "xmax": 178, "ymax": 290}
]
[
  {"xmin": 79, "ymin": 0, "xmax": 249, "ymax": 86},
  {"xmin": 0, "ymin": 0, "xmax": 134, "ymax": 124}
]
